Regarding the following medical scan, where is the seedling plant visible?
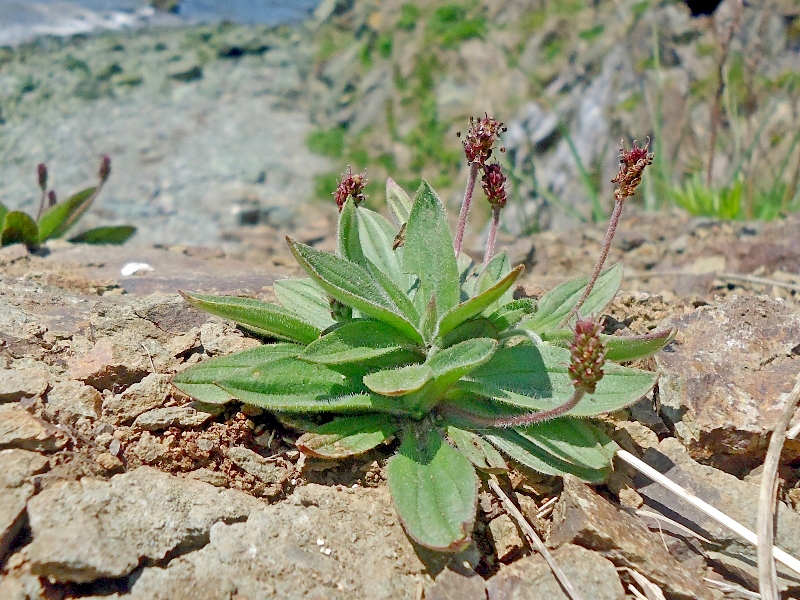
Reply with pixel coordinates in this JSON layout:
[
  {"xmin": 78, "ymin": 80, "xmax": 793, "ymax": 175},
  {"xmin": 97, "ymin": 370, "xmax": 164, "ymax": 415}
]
[
  {"xmin": 0, "ymin": 156, "xmax": 136, "ymax": 248},
  {"xmin": 173, "ymin": 117, "xmax": 671, "ymax": 552}
]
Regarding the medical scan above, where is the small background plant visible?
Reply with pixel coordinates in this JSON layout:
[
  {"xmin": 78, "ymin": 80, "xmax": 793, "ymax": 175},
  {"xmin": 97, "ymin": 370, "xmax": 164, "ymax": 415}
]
[
  {"xmin": 0, "ymin": 156, "xmax": 136, "ymax": 249},
  {"xmin": 173, "ymin": 117, "xmax": 672, "ymax": 552}
]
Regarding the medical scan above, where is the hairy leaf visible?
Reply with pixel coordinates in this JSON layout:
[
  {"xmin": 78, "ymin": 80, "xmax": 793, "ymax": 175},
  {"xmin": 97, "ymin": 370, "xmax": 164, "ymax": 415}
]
[
  {"xmin": 403, "ymin": 181, "xmax": 459, "ymax": 319},
  {"xmin": 439, "ymin": 318, "xmax": 499, "ymax": 349},
  {"xmin": 513, "ymin": 418, "xmax": 619, "ymax": 471},
  {"xmin": 520, "ymin": 262, "xmax": 623, "ymax": 333},
  {"xmin": 180, "ymin": 291, "xmax": 321, "ymax": 344},
  {"xmin": 483, "ymin": 428, "xmax": 611, "ymax": 483},
  {"xmin": 475, "ymin": 251, "xmax": 514, "ymax": 310},
  {"xmin": 37, "ymin": 187, "xmax": 96, "ymax": 241},
  {"xmin": 363, "ymin": 363, "xmax": 433, "ymax": 396},
  {"xmin": 171, "ymin": 344, "xmax": 301, "ymax": 403},
  {"xmin": 487, "ymin": 298, "xmax": 537, "ymax": 331},
  {"xmin": 542, "ymin": 328, "xmax": 677, "ymax": 363},
  {"xmin": 288, "ymin": 238, "xmax": 422, "ymax": 344},
  {"xmin": 69, "ymin": 225, "xmax": 136, "ymax": 245},
  {"xmin": 302, "ymin": 319, "xmax": 422, "ymax": 365},
  {"xmin": 446, "ymin": 425, "xmax": 507, "ymax": 473},
  {"xmin": 458, "ymin": 345, "xmax": 656, "ymax": 416},
  {"xmin": 273, "ymin": 278, "xmax": 335, "ymax": 330},
  {"xmin": 386, "ymin": 177, "xmax": 413, "ymax": 226},
  {"xmin": 1, "ymin": 211, "xmax": 39, "ymax": 247},
  {"xmin": 296, "ymin": 414, "xmax": 398, "ymax": 458},
  {"xmin": 387, "ymin": 426, "xmax": 477, "ymax": 552},
  {"xmin": 437, "ymin": 265, "xmax": 524, "ymax": 339}
]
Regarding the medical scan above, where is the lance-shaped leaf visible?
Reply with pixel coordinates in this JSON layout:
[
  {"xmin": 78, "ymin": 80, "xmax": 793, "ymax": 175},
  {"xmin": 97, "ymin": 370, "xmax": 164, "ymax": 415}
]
[
  {"xmin": 69, "ymin": 225, "xmax": 136, "ymax": 245},
  {"xmin": 386, "ymin": 177, "xmax": 412, "ymax": 227},
  {"xmin": 520, "ymin": 262, "xmax": 623, "ymax": 333},
  {"xmin": 273, "ymin": 278, "xmax": 335, "ymax": 330},
  {"xmin": 37, "ymin": 186, "xmax": 97, "ymax": 241},
  {"xmin": 216, "ymin": 356, "xmax": 413, "ymax": 415},
  {"xmin": 358, "ymin": 206, "xmax": 414, "ymax": 291},
  {"xmin": 302, "ymin": 319, "xmax": 422, "ymax": 365},
  {"xmin": 288, "ymin": 238, "xmax": 423, "ymax": 344},
  {"xmin": 408, "ymin": 338, "xmax": 497, "ymax": 411},
  {"xmin": 439, "ymin": 318, "xmax": 498, "ymax": 349},
  {"xmin": 403, "ymin": 181, "xmax": 459, "ymax": 319},
  {"xmin": 446, "ymin": 425, "xmax": 507, "ymax": 473},
  {"xmin": 474, "ymin": 251, "xmax": 514, "ymax": 310},
  {"xmin": 483, "ymin": 427, "xmax": 612, "ymax": 483},
  {"xmin": 437, "ymin": 265, "xmax": 524, "ymax": 339},
  {"xmin": 363, "ymin": 363, "xmax": 432, "ymax": 396},
  {"xmin": 180, "ymin": 291, "xmax": 321, "ymax": 344},
  {"xmin": 487, "ymin": 298, "xmax": 537, "ymax": 331},
  {"xmin": 541, "ymin": 328, "xmax": 676, "ymax": 363},
  {"xmin": 387, "ymin": 426, "xmax": 478, "ymax": 552},
  {"xmin": 457, "ymin": 345, "xmax": 656, "ymax": 416},
  {"xmin": 513, "ymin": 418, "xmax": 619, "ymax": 472},
  {"xmin": 1, "ymin": 211, "xmax": 39, "ymax": 248},
  {"xmin": 296, "ymin": 414, "xmax": 398, "ymax": 458},
  {"xmin": 171, "ymin": 343, "xmax": 301, "ymax": 403}
]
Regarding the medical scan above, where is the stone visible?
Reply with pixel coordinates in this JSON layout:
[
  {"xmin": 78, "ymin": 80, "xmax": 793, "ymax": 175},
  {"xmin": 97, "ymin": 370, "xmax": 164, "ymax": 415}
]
[
  {"xmin": 486, "ymin": 544, "xmax": 625, "ymax": 600},
  {"xmin": 0, "ymin": 243, "xmax": 29, "ymax": 265},
  {"xmin": 44, "ymin": 380, "xmax": 102, "ymax": 421},
  {"xmin": 95, "ymin": 452, "xmax": 124, "ymax": 473},
  {"xmin": 133, "ymin": 431, "xmax": 167, "ymax": 464},
  {"xmin": 0, "ymin": 449, "xmax": 49, "ymax": 561},
  {"xmin": 427, "ymin": 565, "xmax": 487, "ymax": 600},
  {"xmin": 185, "ymin": 468, "xmax": 227, "ymax": 487},
  {"xmin": 133, "ymin": 403, "xmax": 221, "ymax": 430},
  {"xmin": 655, "ymin": 295, "xmax": 800, "ymax": 471},
  {"xmin": 0, "ymin": 367, "xmax": 50, "ymax": 403},
  {"xmin": 225, "ymin": 446, "xmax": 290, "ymax": 487},
  {"xmin": 488, "ymin": 513, "xmax": 525, "ymax": 562},
  {"xmin": 103, "ymin": 373, "xmax": 172, "ymax": 424},
  {"xmin": 547, "ymin": 476, "xmax": 713, "ymax": 600},
  {"xmin": 199, "ymin": 321, "xmax": 261, "ymax": 356},
  {"xmin": 0, "ymin": 406, "xmax": 67, "ymax": 452},
  {"xmin": 26, "ymin": 466, "xmax": 262, "ymax": 583},
  {"xmin": 68, "ymin": 336, "xmax": 151, "ymax": 392},
  {"xmin": 635, "ymin": 437, "xmax": 800, "ymax": 592},
  {"xmin": 123, "ymin": 484, "xmax": 427, "ymax": 599}
]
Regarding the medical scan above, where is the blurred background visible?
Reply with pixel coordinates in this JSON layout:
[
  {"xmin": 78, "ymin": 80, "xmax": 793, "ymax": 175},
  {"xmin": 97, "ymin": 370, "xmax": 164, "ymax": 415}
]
[{"xmin": 0, "ymin": 0, "xmax": 798, "ymax": 254}]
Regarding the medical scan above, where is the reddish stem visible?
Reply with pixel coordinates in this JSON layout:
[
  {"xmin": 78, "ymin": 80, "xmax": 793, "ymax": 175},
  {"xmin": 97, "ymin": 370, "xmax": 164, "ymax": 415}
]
[
  {"xmin": 443, "ymin": 388, "xmax": 585, "ymax": 429},
  {"xmin": 559, "ymin": 198, "xmax": 625, "ymax": 328},
  {"xmin": 454, "ymin": 162, "xmax": 479, "ymax": 256},
  {"xmin": 483, "ymin": 205, "xmax": 501, "ymax": 266}
]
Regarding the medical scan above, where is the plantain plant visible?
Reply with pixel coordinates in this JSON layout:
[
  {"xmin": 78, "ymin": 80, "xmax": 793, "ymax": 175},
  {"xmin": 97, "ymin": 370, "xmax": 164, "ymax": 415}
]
[
  {"xmin": 0, "ymin": 156, "xmax": 136, "ymax": 249},
  {"xmin": 172, "ymin": 118, "xmax": 671, "ymax": 552}
]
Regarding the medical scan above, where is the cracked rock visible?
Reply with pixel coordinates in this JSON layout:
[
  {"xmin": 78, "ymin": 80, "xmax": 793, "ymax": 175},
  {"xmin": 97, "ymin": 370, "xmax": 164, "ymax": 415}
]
[
  {"xmin": 487, "ymin": 543, "xmax": 625, "ymax": 600},
  {"xmin": 44, "ymin": 380, "xmax": 102, "ymax": 422},
  {"xmin": 656, "ymin": 295, "xmax": 800, "ymax": 471},
  {"xmin": 102, "ymin": 373, "xmax": 173, "ymax": 424},
  {"xmin": 0, "ymin": 405, "xmax": 68, "ymax": 452},
  {"xmin": 0, "ymin": 367, "xmax": 50, "ymax": 403},
  {"xmin": 133, "ymin": 403, "xmax": 223, "ymax": 430},
  {"xmin": 547, "ymin": 476, "xmax": 713, "ymax": 600},
  {"xmin": 26, "ymin": 466, "xmax": 262, "ymax": 583},
  {"xmin": 0, "ymin": 449, "xmax": 49, "ymax": 560}
]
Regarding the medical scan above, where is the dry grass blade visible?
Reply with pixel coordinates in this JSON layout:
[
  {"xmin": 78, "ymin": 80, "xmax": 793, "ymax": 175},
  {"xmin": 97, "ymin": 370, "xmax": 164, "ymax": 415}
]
[
  {"xmin": 615, "ymin": 450, "xmax": 800, "ymax": 577},
  {"xmin": 488, "ymin": 477, "xmax": 583, "ymax": 600},
  {"xmin": 758, "ymin": 371, "xmax": 800, "ymax": 600},
  {"xmin": 620, "ymin": 567, "xmax": 666, "ymax": 600}
]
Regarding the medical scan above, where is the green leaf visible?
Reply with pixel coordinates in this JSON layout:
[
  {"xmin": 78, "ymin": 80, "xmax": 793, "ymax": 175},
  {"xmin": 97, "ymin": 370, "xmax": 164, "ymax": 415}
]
[
  {"xmin": 437, "ymin": 265, "xmax": 524, "ymax": 339},
  {"xmin": 408, "ymin": 338, "xmax": 497, "ymax": 411},
  {"xmin": 487, "ymin": 298, "xmax": 537, "ymax": 331},
  {"xmin": 446, "ymin": 425, "xmax": 507, "ymax": 473},
  {"xmin": 403, "ymin": 181, "xmax": 459, "ymax": 319},
  {"xmin": 386, "ymin": 177, "xmax": 412, "ymax": 227},
  {"xmin": 483, "ymin": 427, "xmax": 611, "ymax": 483},
  {"xmin": 420, "ymin": 295, "xmax": 438, "ymax": 344},
  {"xmin": 1, "ymin": 211, "xmax": 39, "ymax": 248},
  {"xmin": 542, "ymin": 328, "xmax": 677, "ymax": 363},
  {"xmin": 273, "ymin": 278, "xmax": 336, "ymax": 330},
  {"xmin": 171, "ymin": 343, "xmax": 301, "ymax": 403},
  {"xmin": 387, "ymin": 425, "xmax": 477, "ymax": 552},
  {"xmin": 475, "ymin": 251, "xmax": 514, "ymax": 308},
  {"xmin": 216, "ymin": 356, "xmax": 413, "ymax": 415},
  {"xmin": 302, "ymin": 319, "xmax": 422, "ymax": 365},
  {"xmin": 513, "ymin": 418, "xmax": 619, "ymax": 471},
  {"xmin": 68, "ymin": 225, "xmax": 136, "ymax": 245},
  {"xmin": 296, "ymin": 414, "xmax": 398, "ymax": 458},
  {"xmin": 520, "ymin": 262, "xmax": 623, "ymax": 333},
  {"xmin": 458, "ymin": 345, "xmax": 656, "ymax": 416},
  {"xmin": 288, "ymin": 239, "xmax": 423, "ymax": 344},
  {"xmin": 358, "ymin": 206, "xmax": 414, "ymax": 291},
  {"xmin": 439, "ymin": 318, "xmax": 499, "ymax": 349},
  {"xmin": 180, "ymin": 291, "xmax": 321, "ymax": 344},
  {"xmin": 363, "ymin": 363, "xmax": 432, "ymax": 396},
  {"xmin": 37, "ymin": 186, "xmax": 96, "ymax": 241}
]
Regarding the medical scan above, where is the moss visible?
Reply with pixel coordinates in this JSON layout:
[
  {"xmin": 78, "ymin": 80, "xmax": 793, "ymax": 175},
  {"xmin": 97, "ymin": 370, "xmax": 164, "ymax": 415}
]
[
  {"xmin": 579, "ymin": 25, "xmax": 604, "ymax": 43},
  {"xmin": 398, "ymin": 4, "xmax": 420, "ymax": 31},
  {"xmin": 377, "ymin": 34, "xmax": 393, "ymax": 59},
  {"xmin": 308, "ymin": 126, "xmax": 347, "ymax": 159},
  {"xmin": 426, "ymin": 5, "xmax": 487, "ymax": 49}
]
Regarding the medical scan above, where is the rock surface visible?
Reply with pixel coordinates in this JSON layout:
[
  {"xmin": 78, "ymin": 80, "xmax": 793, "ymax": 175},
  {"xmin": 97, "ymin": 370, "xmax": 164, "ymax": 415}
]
[
  {"xmin": 26, "ymin": 466, "xmax": 262, "ymax": 583},
  {"xmin": 0, "ymin": 449, "xmax": 49, "ymax": 560},
  {"xmin": 655, "ymin": 295, "xmax": 800, "ymax": 471},
  {"xmin": 0, "ymin": 406, "xmax": 68, "ymax": 452}
]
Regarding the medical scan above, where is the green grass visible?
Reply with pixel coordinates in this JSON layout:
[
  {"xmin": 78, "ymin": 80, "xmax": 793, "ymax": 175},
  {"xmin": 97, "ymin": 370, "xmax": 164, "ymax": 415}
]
[
  {"xmin": 307, "ymin": 126, "xmax": 347, "ymax": 159},
  {"xmin": 427, "ymin": 5, "xmax": 487, "ymax": 49},
  {"xmin": 398, "ymin": 4, "xmax": 420, "ymax": 31}
]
